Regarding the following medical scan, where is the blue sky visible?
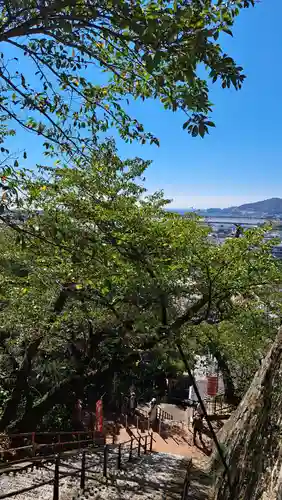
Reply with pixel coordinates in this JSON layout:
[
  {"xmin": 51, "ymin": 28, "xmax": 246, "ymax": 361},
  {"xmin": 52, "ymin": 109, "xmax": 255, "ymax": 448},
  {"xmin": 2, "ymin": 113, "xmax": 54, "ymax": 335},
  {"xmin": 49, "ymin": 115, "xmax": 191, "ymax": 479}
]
[
  {"xmin": 116, "ymin": 0, "xmax": 282, "ymax": 208},
  {"xmin": 3, "ymin": 1, "xmax": 282, "ymax": 209}
]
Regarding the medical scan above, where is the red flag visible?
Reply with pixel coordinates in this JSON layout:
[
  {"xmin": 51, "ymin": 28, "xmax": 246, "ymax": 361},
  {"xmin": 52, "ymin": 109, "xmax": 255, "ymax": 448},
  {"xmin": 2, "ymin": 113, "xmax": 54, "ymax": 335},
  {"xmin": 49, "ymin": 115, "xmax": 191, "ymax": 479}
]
[{"xmin": 207, "ymin": 376, "xmax": 218, "ymax": 396}]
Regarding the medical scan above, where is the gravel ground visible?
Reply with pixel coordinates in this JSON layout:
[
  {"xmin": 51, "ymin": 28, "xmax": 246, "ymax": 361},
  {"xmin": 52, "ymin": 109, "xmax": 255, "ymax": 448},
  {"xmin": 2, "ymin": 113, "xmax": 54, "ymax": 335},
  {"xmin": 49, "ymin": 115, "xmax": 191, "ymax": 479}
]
[{"xmin": 0, "ymin": 449, "xmax": 189, "ymax": 500}]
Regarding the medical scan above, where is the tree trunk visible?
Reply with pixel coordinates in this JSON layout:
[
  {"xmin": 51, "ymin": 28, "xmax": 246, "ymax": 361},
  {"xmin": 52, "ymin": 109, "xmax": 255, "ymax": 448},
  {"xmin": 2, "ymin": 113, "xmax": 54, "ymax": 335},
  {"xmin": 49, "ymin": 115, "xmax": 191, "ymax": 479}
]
[
  {"xmin": 211, "ymin": 327, "xmax": 282, "ymax": 500},
  {"xmin": 10, "ymin": 369, "xmax": 99, "ymax": 432},
  {"xmin": 8, "ymin": 332, "xmax": 165, "ymax": 432},
  {"xmin": 11, "ymin": 354, "xmax": 128, "ymax": 431},
  {"xmin": 0, "ymin": 336, "xmax": 42, "ymax": 431}
]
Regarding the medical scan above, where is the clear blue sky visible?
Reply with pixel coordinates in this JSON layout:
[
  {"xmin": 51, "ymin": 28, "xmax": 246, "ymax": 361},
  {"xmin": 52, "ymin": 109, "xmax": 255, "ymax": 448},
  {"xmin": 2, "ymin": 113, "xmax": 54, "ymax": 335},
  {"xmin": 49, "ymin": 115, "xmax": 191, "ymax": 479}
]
[
  {"xmin": 3, "ymin": 1, "xmax": 282, "ymax": 209},
  {"xmin": 116, "ymin": 0, "xmax": 282, "ymax": 208}
]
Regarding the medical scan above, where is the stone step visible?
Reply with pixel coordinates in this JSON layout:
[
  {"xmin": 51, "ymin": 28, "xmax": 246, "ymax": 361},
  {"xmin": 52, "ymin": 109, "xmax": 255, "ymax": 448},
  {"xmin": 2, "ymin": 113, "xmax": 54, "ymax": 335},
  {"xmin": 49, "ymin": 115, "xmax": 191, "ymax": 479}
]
[{"xmin": 79, "ymin": 452, "xmax": 189, "ymax": 500}]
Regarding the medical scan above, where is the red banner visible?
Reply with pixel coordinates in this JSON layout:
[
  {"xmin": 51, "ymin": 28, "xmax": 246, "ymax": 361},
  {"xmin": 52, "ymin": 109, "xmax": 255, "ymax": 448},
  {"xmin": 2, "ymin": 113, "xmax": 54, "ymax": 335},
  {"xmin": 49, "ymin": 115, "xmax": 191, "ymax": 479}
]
[
  {"xmin": 207, "ymin": 376, "xmax": 218, "ymax": 396},
  {"xmin": 96, "ymin": 399, "xmax": 103, "ymax": 432}
]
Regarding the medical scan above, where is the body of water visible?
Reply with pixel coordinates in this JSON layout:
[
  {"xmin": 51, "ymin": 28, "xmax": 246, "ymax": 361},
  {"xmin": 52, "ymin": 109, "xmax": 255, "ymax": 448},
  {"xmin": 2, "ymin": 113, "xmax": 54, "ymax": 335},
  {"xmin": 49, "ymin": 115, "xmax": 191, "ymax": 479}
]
[
  {"xmin": 204, "ymin": 216, "xmax": 267, "ymax": 226},
  {"xmin": 169, "ymin": 209, "xmax": 271, "ymax": 226}
]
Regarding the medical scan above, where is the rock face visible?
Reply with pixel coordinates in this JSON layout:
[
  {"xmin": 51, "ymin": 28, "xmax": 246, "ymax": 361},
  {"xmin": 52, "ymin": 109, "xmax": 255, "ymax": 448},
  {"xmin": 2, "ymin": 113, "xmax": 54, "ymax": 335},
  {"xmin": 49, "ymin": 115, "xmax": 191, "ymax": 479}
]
[{"xmin": 211, "ymin": 327, "xmax": 282, "ymax": 500}]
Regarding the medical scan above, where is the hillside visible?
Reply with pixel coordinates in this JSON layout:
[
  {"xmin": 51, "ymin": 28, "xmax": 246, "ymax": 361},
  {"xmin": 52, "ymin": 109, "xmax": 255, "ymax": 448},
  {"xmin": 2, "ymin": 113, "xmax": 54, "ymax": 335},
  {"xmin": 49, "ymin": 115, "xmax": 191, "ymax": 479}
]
[
  {"xmin": 169, "ymin": 198, "xmax": 282, "ymax": 216},
  {"xmin": 228, "ymin": 197, "xmax": 282, "ymax": 215}
]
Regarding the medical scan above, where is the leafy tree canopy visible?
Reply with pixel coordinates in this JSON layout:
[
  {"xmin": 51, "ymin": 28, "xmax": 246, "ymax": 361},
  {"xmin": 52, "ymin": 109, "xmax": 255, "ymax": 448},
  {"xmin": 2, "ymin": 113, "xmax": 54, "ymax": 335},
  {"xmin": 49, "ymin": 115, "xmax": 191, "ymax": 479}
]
[
  {"xmin": 0, "ymin": 0, "xmax": 254, "ymax": 166},
  {"xmin": 0, "ymin": 140, "xmax": 280, "ymax": 431}
]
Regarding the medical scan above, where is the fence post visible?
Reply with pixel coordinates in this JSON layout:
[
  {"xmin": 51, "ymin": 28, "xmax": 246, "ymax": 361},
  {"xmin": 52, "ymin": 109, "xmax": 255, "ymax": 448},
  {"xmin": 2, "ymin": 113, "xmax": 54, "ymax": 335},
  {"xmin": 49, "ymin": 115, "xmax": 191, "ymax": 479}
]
[
  {"xmin": 125, "ymin": 414, "xmax": 128, "ymax": 429},
  {"xmin": 53, "ymin": 455, "xmax": 60, "ymax": 500},
  {"xmin": 144, "ymin": 435, "xmax": 147, "ymax": 455},
  {"xmin": 150, "ymin": 433, "xmax": 153, "ymax": 453},
  {"xmin": 103, "ymin": 445, "xmax": 108, "ymax": 477},
  {"xmin": 136, "ymin": 415, "xmax": 139, "ymax": 431},
  {"xmin": 129, "ymin": 437, "xmax": 133, "ymax": 461},
  {"xmin": 80, "ymin": 450, "xmax": 86, "ymax": 490},
  {"xmin": 138, "ymin": 437, "xmax": 141, "ymax": 457},
  {"xmin": 117, "ymin": 443, "xmax": 122, "ymax": 470},
  {"xmin": 31, "ymin": 432, "xmax": 36, "ymax": 456}
]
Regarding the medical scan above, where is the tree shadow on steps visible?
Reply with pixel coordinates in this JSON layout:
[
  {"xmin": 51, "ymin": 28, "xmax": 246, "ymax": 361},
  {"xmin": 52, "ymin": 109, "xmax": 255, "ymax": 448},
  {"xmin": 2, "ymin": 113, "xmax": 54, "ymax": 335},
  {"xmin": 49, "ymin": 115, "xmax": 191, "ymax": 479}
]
[
  {"xmin": 159, "ymin": 422, "xmax": 193, "ymax": 445},
  {"xmin": 90, "ymin": 453, "xmax": 190, "ymax": 499},
  {"xmin": 187, "ymin": 462, "xmax": 213, "ymax": 500}
]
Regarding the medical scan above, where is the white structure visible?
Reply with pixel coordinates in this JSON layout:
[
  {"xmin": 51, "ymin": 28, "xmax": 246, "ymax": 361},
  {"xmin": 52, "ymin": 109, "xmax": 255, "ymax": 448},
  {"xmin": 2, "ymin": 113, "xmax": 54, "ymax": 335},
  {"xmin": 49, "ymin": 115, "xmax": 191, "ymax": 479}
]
[{"xmin": 189, "ymin": 354, "xmax": 224, "ymax": 402}]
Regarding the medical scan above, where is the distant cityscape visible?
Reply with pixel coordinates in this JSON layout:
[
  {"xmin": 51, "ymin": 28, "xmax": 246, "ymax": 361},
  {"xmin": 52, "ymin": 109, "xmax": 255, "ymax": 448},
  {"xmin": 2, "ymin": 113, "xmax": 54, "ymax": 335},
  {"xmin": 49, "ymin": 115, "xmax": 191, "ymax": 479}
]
[
  {"xmin": 4, "ymin": 197, "xmax": 282, "ymax": 259},
  {"xmin": 169, "ymin": 197, "xmax": 282, "ymax": 259}
]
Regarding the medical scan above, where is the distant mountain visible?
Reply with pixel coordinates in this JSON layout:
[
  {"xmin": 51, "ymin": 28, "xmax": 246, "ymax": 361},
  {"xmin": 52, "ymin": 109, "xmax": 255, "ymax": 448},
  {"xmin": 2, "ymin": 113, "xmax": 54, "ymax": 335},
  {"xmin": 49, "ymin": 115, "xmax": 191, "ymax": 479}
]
[
  {"xmin": 226, "ymin": 198, "xmax": 282, "ymax": 215},
  {"xmin": 169, "ymin": 198, "xmax": 282, "ymax": 217}
]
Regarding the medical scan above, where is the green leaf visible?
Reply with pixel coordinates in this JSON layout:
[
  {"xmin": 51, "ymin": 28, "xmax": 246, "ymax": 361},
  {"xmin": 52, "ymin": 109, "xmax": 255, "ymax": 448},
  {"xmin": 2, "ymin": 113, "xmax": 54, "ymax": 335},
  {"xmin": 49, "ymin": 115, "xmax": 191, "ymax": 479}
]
[
  {"xmin": 192, "ymin": 125, "xmax": 198, "ymax": 137},
  {"xmin": 223, "ymin": 28, "xmax": 233, "ymax": 36},
  {"xmin": 199, "ymin": 122, "xmax": 205, "ymax": 138}
]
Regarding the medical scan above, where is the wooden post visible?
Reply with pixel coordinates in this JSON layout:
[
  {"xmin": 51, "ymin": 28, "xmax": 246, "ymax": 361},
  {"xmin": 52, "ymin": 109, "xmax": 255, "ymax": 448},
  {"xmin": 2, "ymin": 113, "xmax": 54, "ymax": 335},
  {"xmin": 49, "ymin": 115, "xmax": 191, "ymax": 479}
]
[
  {"xmin": 125, "ymin": 414, "xmax": 128, "ymax": 429},
  {"xmin": 31, "ymin": 432, "xmax": 35, "ymax": 456},
  {"xmin": 144, "ymin": 435, "xmax": 147, "ymax": 455},
  {"xmin": 103, "ymin": 445, "xmax": 108, "ymax": 477},
  {"xmin": 53, "ymin": 455, "xmax": 60, "ymax": 500},
  {"xmin": 80, "ymin": 451, "xmax": 86, "ymax": 490},
  {"xmin": 57, "ymin": 433, "xmax": 61, "ymax": 452},
  {"xmin": 150, "ymin": 433, "xmax": 153, "ymax": 453},
  {"xmin": 136, "ymin": 415, "xmax": 139, "ymax": 431},
  {"xmin": 117, "ymin": 443, "xmax": 122, "ymax": 470},
  {"xmin": 138, "ymin": 437, "xmax": 141, "ymax": 457},
  {"xmin": 129, "ymin": 437, "xmax": 133, "ymax": 461}
]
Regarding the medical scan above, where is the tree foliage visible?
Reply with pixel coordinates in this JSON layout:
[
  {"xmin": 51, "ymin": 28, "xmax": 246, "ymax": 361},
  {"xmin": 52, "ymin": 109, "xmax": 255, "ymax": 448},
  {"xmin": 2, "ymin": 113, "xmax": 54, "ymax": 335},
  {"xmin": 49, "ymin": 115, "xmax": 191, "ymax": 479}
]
[
  {"xmin": 0, "ymin": 0, "xmax": 254, "ymax": 166},
  {"xmin": 0, "ymin": 140, "xmax": 280, "ymax": 431}
]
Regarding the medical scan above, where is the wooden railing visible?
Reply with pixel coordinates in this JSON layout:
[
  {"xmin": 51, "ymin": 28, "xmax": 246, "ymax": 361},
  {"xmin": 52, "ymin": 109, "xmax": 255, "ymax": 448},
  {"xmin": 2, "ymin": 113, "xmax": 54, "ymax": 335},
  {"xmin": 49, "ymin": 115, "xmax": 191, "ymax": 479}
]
[
  {"xmin": 181, "ymin": 459, "xmax": 192, "ymax": 500},
  {"xmin": 0, "ymin": 432, "xmax": 153, "ymax": 499},
  {"xmin": 156, "ymin": 406, "xmax": 173, "ymax": 421},
  {"xmin": 1, "ymin": 430, "xmax": 104, "ymax": 463}
]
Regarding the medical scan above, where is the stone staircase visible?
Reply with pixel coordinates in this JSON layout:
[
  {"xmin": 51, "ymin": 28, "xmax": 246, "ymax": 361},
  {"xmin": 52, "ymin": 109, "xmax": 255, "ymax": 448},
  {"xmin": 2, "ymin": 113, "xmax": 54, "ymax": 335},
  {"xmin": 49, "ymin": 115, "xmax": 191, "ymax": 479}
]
[
  {"xmin": 101, "ymin": 404, "xmax": 212, "ymax": 499},
  {"xmin": 77, "ymin": 452, "xmax": 190, "ymax": 499},
  {"xmin": 107, "ymin": 414, "xmax": 207, "ymax": 463}
]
